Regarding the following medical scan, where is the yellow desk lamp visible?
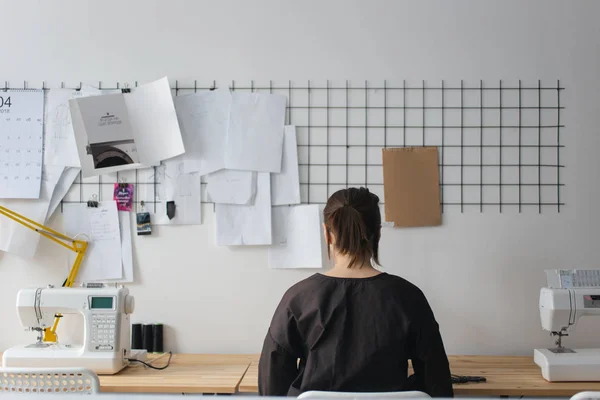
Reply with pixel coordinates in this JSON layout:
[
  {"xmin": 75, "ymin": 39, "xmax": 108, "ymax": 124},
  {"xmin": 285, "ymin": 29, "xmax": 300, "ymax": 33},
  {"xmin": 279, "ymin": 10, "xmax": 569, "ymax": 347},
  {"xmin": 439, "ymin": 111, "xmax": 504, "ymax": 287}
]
[{"xmin": 0, "ymin": 205, "xmax": 88, "ymax": 343}]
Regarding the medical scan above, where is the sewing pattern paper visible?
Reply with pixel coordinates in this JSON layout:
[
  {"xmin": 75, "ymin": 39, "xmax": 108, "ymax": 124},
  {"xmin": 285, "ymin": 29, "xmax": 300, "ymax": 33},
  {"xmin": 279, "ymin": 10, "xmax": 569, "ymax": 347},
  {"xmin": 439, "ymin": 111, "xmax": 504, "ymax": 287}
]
[
  {"xmin": 0, "ymin": 90, "xmax": 44, "ymax": 199},
  {"xmin": 271, "ymin": 126, "xmax": 301, "ymax": 205},
  {"xmin": 206, "ymin": 169, "xmax": 257, "ymax": 205},
  {"xmin": 224, "ymin": 92, "xmax": 286, "ymax": 173},
  {"xmin": 174, "ymin": 89, "xmax": 231, "ymax": 176},
  {"xmin": 147, "ymin": 159, "xmax": 202, "ymax": 225},
  {"xmin": 268, "ymin": 205, "xmax": 323, "ymax": 269},
  {"xmin": 215, "ymin": 172, "xmax": 272, "ymax": 245}
]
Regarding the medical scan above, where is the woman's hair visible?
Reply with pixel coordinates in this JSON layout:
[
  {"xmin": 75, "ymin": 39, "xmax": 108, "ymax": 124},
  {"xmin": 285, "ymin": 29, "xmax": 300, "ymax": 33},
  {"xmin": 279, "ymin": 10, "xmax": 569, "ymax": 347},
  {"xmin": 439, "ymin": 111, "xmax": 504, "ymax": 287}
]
[{"xmin": 323, "ymin": 187, "xmax": 381, "ymax": 268}]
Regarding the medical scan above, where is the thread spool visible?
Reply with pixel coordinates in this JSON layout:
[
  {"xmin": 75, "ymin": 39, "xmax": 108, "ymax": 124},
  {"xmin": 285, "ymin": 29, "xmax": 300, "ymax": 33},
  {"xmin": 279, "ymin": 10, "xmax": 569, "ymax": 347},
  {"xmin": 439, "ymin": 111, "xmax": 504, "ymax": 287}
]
[
  {"xmin": 142, "ymin": 324, "xmax": 154, "ymax": 353},
  {"xmin": 131, "ymin": 323, "xmax": 142, "ymax": 350},
  {"xmin": 153, "ymin": 324, "xmax": 164, "ymax": 353}
]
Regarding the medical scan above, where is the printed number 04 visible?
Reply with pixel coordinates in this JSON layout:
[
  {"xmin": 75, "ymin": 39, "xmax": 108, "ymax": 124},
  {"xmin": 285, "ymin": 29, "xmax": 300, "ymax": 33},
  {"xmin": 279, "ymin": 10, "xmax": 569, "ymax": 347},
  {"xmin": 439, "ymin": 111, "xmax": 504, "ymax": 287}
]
[{"xmin": 0, "ymin": 97, "xmax": 12, "ymax": 108}]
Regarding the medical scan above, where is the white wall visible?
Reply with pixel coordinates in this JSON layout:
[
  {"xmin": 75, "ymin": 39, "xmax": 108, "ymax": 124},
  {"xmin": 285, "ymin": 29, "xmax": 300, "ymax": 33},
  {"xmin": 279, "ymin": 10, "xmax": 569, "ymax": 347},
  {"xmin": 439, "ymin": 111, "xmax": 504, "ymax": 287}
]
[{"xmin": 0, "ymin": 0, "xmax": 599, "ymax": 356}]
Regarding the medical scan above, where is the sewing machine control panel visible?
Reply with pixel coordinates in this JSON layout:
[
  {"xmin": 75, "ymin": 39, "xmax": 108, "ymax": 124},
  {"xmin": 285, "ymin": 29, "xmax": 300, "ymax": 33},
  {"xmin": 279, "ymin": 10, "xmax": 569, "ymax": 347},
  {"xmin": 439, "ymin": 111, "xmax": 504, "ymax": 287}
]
[
  {"xmin": 89, "ymin": 295, "xmax": 119, "ymax": 352},
  {"xmin": 91, "ymin": 314, "xmax": 117, "ymax": 351}
]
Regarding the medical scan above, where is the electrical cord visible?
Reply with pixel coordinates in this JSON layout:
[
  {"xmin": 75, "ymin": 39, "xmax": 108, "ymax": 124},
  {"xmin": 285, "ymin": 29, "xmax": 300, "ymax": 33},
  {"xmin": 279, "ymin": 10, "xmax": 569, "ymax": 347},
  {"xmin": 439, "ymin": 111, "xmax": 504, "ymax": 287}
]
[
  {"xmin": 451, "ymin": 374, "xmax": 486, "ymax": 384},
  {"xmin": 127, "ymin": 351, "xmax": 173, "ymax": 370}
]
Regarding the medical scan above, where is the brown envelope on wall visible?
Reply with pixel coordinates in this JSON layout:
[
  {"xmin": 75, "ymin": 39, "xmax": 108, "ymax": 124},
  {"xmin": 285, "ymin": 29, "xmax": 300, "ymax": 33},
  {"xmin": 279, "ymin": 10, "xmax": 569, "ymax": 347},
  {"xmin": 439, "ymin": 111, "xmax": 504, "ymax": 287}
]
[{"xmin": 382, "ymin": 147, "xmax": 441, "ymax": 227}]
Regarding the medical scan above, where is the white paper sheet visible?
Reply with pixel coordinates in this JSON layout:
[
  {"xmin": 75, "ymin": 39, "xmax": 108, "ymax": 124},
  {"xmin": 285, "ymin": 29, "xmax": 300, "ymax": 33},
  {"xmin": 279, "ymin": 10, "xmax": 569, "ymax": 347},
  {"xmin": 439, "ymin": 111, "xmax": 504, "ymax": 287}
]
[
  {"xmin": 148, "ymin": 159, "xmax": 202, "ymax": 225},
  {"xmin": 206, "ymin": 169, "xmax": 257, "ymax": 205},
  {"xmin": 215, "ymin": 172, "xmax": 272, "ymax": 246},
  {"xmin": 0, "ymin": 90, "xmax": 44, "ymax": 199},
  {"xmin": 70, "ymin": 77, "xmax": 183, "ymax": 178},
  {"xmin": 45, "ymin": 167, "xmax": 80, "ymax": 222},
  {"xmin": 224, "ymin": 92, "xmax": 286, "ymax": 173},
  {"xmin": 268, "ymin": 205, "xmax": 323, "ymax": 269},
  {"xmin": 0, "ymin": 165, "xmax": 64, "ymax": 258},
  {"xmin": 174, "ymin": 89, "xmax": 231, "ymax": 175},
  {"xmin": 44, "ymin": 87, "xmax": 110, "ymax": 168},
  {"xmin": 105, "ymin": 211, "xmax": 133, "ymax": 282},
  {"xmin": 63, "ymin": 201, "xmax": 122, "ymax": 282},
  {"xmin": 126, "ymin": 77, "xmax": 185, "ymax": 165},
  {"xmin": 271, "ymin": 126, "xmax": 301, "ymax": 205}
]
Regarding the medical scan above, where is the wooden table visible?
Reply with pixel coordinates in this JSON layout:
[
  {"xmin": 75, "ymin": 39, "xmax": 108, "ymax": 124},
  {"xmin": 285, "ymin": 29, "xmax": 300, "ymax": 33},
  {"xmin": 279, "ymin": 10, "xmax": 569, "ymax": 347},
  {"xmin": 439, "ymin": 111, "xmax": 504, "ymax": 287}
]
[
  {"xmin": 99, "ymin": 354, "xmax": 255, "ymax": 394},
  {"xmin": 0, "ymin": 352, "xmax": 254, "ymax": 394},
  {"xmin": 238, "ymin": 355, "xmax": 600, "ymax": 397}
]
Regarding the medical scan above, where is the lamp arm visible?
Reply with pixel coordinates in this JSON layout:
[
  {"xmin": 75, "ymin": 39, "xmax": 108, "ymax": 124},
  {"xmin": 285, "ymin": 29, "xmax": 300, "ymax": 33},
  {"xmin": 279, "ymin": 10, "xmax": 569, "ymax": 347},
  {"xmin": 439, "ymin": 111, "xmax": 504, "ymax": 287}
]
[{"xmin": 0, "ymin": 205, "xmax": 88, "ymax": 342}]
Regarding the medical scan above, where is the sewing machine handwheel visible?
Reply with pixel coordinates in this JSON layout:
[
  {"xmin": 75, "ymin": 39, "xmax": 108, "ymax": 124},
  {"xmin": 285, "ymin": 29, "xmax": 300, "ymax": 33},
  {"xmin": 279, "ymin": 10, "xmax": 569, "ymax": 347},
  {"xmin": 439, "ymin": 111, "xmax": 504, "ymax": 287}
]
[{"xmin": 124, "ymin": 295, "xmax": 135, "ymax": 314}]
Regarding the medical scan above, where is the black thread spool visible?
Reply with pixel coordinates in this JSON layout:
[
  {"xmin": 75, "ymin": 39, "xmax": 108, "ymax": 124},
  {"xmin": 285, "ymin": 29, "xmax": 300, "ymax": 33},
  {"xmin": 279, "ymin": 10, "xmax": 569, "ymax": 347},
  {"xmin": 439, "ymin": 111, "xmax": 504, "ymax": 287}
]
[
  {"xmin": 131, "ymin": 323, "xmax": 142, "ymax": 350},
  {"xmin": 153, "ymin": 324, "xmax": 164, "ymax": 353},
  {"xmin": 142, "ymin": 324, "xmax": 154, "ymax": 353}
]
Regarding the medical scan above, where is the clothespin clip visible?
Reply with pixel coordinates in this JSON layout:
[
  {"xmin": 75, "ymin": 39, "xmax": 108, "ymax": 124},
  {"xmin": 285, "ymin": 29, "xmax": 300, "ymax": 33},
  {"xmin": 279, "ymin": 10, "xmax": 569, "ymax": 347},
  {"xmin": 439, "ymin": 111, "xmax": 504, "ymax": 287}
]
[
  {"xmin": 87, "ymin": 194, "xmax": 99, "ymax": 208},
  {"xmin": 118, "ymin": 177, "xmax": 128, "ymax": 189},
  {"xmin": 122, "ymin": 82, "xmax": 131, "ymax": 94}
]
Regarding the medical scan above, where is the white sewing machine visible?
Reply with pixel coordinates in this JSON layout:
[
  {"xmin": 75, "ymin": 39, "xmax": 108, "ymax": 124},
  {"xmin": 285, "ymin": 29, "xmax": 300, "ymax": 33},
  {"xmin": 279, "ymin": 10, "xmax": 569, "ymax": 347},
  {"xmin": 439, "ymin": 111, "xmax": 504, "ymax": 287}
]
[
  {"xmin": 2, "ymin": 285, "xmax": 135, "ymax": 375},
  {"xmin": 534, "ymin": 278, "xmax": 600, "ymax": 381}
]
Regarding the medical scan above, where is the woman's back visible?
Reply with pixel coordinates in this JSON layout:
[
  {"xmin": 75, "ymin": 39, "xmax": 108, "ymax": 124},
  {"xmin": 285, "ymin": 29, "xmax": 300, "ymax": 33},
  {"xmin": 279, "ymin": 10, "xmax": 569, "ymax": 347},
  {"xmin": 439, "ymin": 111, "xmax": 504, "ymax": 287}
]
[
  {"xmin": 259, "ymin": 273, "xmax": 453, "ymax": 397},
  {"xmin": 258, "ymin": 188, "xmax": 452, "ymax": 397}
]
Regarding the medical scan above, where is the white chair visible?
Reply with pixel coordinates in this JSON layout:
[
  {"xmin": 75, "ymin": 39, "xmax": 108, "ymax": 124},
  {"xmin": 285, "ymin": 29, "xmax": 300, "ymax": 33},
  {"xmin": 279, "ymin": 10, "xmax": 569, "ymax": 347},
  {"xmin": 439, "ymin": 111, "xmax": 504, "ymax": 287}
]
[
  {"xmin": 0, "ymin": 368, "xmax": 100, "ymax": 395},
  {"xmin": 571, "ymin": 392, "xmax": 600, "ymax": 400},
  {"xmin": 298, "ymin": 391, "xmax": 431, "ymax": 400}
]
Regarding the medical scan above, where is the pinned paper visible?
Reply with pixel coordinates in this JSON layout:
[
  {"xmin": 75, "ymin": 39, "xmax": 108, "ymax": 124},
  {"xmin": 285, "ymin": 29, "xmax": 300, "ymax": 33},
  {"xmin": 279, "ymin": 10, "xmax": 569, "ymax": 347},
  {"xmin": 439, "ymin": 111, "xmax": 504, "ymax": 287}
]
[
  {"xmin": 382, "ymin": 147, "xmax": 441, "ymax": 227},
  {"xmin": 63, "ymin": 201, "xmax": 122, "ymax": 281},
  {"xmin": 0, "ymin": 90, "xmax": 44, "ymax": 199},
  {"xmin": 215, "ymin": 172, "xmax": 272, "ymax": 246},
  {"xmin": 271, "ymin": 126, "xmax": 301, "ymax": 206},
  {"xmin": 71, "ymin": 77, "xmax": 185, "ymax": 178},
  {"xmin": 148, "ymin": 160, "xmax": 202, "ymax": 225},
  {"xmin": 206, "ymin": 169, "xmax": 257, "ymax": 205},
  {"xmin": 224, "ymin": 92, "xmax": 286, "ymax": 173},
  {"xmin": 114, "ymin": 183, "xmax": 134, "ymax": 212},
  {"xmin": 268, "ymin": 205, "xmax": 323, "ymax": 269},
  {"xmin": 174, "ymin": 89, "xmax": 231, "ymax": 176}
]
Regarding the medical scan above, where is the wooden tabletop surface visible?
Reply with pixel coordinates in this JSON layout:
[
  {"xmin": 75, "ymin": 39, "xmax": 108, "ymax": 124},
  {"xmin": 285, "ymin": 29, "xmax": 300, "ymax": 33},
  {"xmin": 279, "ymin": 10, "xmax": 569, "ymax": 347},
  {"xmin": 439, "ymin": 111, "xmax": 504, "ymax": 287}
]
[
  {"xmin": 239, "ymin": 355, "xmax": 600, "ymax": 397},
  {"xmin": 99, "ymin": 353, "xmax": 256, "ymax": 394},
  {"xmin": 4, "ymin": 352, "xmax": 600, "ymax": 396}
]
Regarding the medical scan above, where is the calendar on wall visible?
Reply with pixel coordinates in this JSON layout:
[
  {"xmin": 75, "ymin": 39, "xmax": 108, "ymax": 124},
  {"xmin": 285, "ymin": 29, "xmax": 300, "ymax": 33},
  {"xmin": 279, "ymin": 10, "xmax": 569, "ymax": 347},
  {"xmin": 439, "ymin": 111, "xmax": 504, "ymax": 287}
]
[{"xmin": 0, "ymin": 90, "xmax": 44, "ymax": 199}]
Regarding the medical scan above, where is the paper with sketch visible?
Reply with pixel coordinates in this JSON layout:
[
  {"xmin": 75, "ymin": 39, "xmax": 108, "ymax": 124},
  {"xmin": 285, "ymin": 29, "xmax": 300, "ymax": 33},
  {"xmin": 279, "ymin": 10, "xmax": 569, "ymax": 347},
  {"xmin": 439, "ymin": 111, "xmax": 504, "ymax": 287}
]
[
  {"xmin": 206, "ymin": 169, "xmax": 256, "ymax": 205},
  {"xmin": 44, "ymin": 87, "xmax": 116, "ymax": 168},
  {"xmin": 70, "ymin": 77, "xmax": 184, "ymax": 178},
  {"xmin": 147, "ymin": 159, "xmax": 202, "ymax": 225},
  {"xmin": 45, "ymin": 167, "xmax": 80, "ymax": 222},
  {"xmin": 174, "ymin": 89, "xmax": 231, "ymax": 175},
  {"xmin": 271, "ymin": 126, "xmax": 301, "ymax": 205},
  {"xmin": 0, "ymin": 90, "xmax": 44, "ymax": 199},
  {"xmin": 215, "ymin": 172, "xmax": 271, "ymax": 246},
  {"xmin": 0, "ymin": 165, "xmax": 64, "ymax": 258},
  {"xmin": 224, "ymin": 92, "xmax": 286, "ymax": 173},
  {"xmin": 64, "ymin": 201, "xmax": 122, "ymax": 281},
  {"xmin": 268, "ymin": 205, "xmax": 323, "ymax": 269}
]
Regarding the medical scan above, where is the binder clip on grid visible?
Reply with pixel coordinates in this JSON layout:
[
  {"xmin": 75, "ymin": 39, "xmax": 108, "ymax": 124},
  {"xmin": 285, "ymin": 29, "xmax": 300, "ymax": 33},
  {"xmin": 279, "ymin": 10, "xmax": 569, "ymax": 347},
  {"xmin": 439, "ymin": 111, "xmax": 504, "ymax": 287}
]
[
  {"xmin": 87, "ymin": 194, "xmax": 99, "ymax": 208},
  {"xmin": 136, "ymin": 201, "xmax": 152, "ymax": 236},
  {"xmin": 121, "ymin": 82, "xmax": 131, "ymax": 94}
]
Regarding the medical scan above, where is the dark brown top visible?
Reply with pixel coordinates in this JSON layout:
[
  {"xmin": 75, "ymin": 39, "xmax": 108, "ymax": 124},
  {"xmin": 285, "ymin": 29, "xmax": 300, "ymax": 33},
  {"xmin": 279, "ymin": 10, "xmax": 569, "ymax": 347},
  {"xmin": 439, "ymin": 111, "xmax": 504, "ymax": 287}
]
[{"xmin": 258, "ymin": 273, "xmax": 453, "ymax": 397}]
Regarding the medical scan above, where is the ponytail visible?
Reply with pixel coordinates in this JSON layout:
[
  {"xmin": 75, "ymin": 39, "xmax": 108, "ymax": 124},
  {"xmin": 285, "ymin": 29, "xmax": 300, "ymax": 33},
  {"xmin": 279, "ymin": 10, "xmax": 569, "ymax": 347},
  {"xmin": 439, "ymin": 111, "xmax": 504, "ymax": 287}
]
[{"xmin": 323, "ymin": 187, "xmax": 381, "ymax": 268}]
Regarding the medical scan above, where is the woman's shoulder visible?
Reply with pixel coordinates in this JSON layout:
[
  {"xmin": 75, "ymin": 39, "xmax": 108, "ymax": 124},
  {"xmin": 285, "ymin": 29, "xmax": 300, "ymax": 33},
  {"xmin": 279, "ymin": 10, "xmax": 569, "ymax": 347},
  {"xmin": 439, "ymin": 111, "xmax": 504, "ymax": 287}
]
[{"xmin": 281, "ymin": 272, "xmax": 426, "ymax": 300}]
